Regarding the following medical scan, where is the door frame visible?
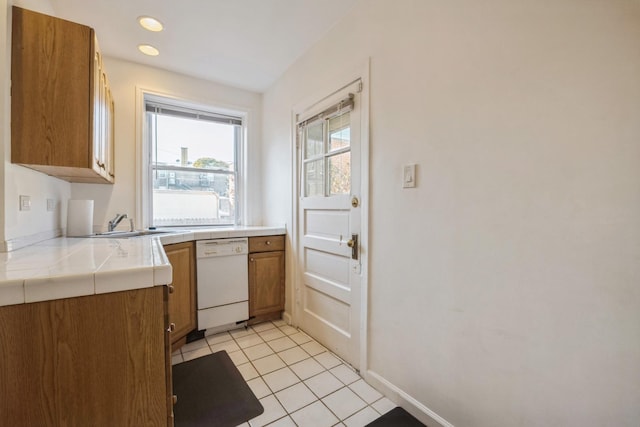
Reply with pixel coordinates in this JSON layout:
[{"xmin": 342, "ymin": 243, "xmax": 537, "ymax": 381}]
[{"xmin": 290, "ymin": 59, "xmax": 370, "ymax": 373}]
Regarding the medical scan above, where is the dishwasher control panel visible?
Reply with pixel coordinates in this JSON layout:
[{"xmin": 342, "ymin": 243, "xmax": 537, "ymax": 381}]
[{"xmin": 196, "ymin": 238, "xmax": 248, "ymax": 258}]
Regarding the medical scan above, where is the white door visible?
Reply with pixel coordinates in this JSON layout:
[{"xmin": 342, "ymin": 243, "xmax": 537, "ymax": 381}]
[{"xmin": 296, "ymin": 80, "xmax": 364, "ymax": 369}]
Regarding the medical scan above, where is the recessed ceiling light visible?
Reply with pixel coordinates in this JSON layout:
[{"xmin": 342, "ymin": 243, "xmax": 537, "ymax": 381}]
[
  {"xmin": 138, "ymin": 44, "xmax": 159, "ymax": 56},
  {"xmin": 138, "ymin": 16, "xmax": 164, "ymax": 32}
]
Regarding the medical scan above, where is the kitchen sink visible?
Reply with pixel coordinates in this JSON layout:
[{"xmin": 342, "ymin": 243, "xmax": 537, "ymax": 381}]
[{"xmin": 90, "ymin": 229, "xmax": 174, "ymax": 238}]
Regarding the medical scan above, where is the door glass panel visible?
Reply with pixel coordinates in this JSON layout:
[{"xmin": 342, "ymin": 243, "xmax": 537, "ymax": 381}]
[
  {"xmin": 305, "ymin": 121, "xmax": 324, "ymax": 159},
  {"xmin": 328, "ymin": 151, "xmax": 350, "ymax": 195},
  {"xmin": 305, "ymin": 159, "xmax": 324, "ymax": 197},
  {"xmin": 328, "ymin": 112, "xmax": 350, "ymax": 152}
]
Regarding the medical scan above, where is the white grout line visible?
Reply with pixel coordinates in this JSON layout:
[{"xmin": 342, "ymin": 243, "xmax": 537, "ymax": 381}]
[{"xmin": 174, "ymin": 320, "xmax": 392, "ymax": 426}]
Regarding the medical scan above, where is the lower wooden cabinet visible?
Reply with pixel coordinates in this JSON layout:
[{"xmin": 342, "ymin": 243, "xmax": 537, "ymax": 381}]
[
  {"xmin": 164, "ymin": 241, "xmax": 196, "ymax": 350},
  {"xmin": 0, "ymin": 287, "xmax": 173, "ymax": 426},
  {"xmin": 248, "ymin": 235, "xmax": 285, "ymax": 324}
]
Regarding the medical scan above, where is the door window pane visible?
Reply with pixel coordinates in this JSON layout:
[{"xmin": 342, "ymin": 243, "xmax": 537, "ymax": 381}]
[
  {"xmin": 328, "ymin": 112, "xmax": 350, "ymax": 152},
  {"xmin": 305, "ymin": 159, "xmax": 324, "ymax": 197},
  {"xmin": 305, "ymin": 121, "xmax": 324, "ymax": 159},
  {"xmin": 329, "ymin": 151, "xmax": 350, "ymax": 195}
]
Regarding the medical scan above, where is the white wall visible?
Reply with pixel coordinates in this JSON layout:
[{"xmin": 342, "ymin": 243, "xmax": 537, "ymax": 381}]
[
  {"xmin": 71, "ymin": 57, "xmax": 263, "ymax": 231},
  {"xmin": 262, "ymin": 0, "xmax": 640, "ymax": 425},
  {"xmin": 1, "ymin": 0, "xmax": 70, "ymax": 249}
]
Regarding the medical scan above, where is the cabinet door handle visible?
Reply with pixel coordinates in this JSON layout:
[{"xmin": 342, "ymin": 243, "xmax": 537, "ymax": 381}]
[
  {"xmin": 172, "ymin": 395, "xmax": 178, "ymax": 405},
  {"xmin": 250, "ymin": 258, "xmax": 254, "ymax": 262},
  {"xmin": 168, "ymin": 323, "xmax": 176, "ymax": 332},
  {"xmin": 168, "ymin": 285, "xmax": 175, "ymax": 294}
]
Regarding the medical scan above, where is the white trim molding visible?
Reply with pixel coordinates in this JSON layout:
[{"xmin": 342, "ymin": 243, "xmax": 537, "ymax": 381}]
[{"xmin": 365, "ymin": 370, "xmax": 455, "ymax": 427}]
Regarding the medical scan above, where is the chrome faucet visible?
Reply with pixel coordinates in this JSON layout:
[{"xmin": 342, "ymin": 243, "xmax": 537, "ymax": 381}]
[{"xmin": 108, "ymin": 213, "xmax": 127, "ymax": 232}]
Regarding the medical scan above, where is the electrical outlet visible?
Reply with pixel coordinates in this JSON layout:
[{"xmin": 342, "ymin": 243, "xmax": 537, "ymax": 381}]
[
  {"xmin": 19, "ymin": 195, "xmax": 31, "ymax": 211},
  {"xmin": 47, "ymin": 199, "xmax": 55, "ymax": 212}
]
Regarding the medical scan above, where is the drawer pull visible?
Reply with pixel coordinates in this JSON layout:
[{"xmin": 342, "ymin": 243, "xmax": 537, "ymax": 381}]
[{"xmin": 266, "ymin": 241, "xmax": 271, "ymax": 245}]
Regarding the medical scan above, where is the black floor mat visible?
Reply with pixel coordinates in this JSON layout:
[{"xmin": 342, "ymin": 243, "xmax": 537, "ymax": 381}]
[
  {"xmin": 366, "ymin": 406, "xmax": 426, "ymax": 426},
  {"xmin": 172, "ymin": 350, "xmax": 264, "ymax": 427}
]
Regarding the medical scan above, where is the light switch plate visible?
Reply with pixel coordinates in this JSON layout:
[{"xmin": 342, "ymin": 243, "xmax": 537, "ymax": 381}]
[
  {"xmin": 19, "ymin": 195, "xmax": 31, "ymax": 211},
  {"xmin": 403, "ymin": 164, "xmax": 416, "ymax": 188}
]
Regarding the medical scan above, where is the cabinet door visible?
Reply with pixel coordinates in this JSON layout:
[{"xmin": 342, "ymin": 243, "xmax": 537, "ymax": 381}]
[
  {"xmin": 0, "ymin": 287, "xmax": 170, "ymax": 426},
  {"xmin": 11, "ymin": 6, "xmax": 92, "ymax": 168},
  {"xmin": 11, "ymin": 7, "xmax": 114, "ymax": 184},
  {"xmin": 249, "ymin": 251, "xmax": 285, "ymax": 318},
  {"xmin": 92, "ymin": 44, "xmax": 102, "ymax": 176},
  {"xmin": 106, "ymin": 89, "xmax": 115, "ymax": 181},
  {"xmin": 99, "ymin": 71, "xmax": 108, "ymax": 177},
  {"xmin": 164, "ymin": 242, "xmax": 196, "ymax": 347}
]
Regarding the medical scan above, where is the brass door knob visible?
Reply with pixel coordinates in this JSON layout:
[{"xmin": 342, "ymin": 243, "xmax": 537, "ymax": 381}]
[{"xmin": 347, "ymin": 239, "xmax": 355, "ymax": 248}]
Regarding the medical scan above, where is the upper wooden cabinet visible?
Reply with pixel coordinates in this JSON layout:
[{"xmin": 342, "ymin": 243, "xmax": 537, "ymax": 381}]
[{"xmin": 11, "ymin": 7, "xmax": 115, "ymax": 183}]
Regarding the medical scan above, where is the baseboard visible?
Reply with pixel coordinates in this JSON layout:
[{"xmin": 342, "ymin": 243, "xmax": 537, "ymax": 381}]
[
  {"xmin": 365, "ymin": 370, "xmax": 454, "ymax": 427},
  {"xmin": 202, "ymin": 321, "xmax": 248, "ymax": 336},
  {"xmin": 282, "ymin": 311, "xmax": 292, "ymax": 325}
]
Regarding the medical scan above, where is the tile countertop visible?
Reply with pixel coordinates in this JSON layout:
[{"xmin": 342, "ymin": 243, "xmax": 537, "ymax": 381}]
[{"xmin": 0, "ymin": 226, "xmax": 285, "ymax": 307}]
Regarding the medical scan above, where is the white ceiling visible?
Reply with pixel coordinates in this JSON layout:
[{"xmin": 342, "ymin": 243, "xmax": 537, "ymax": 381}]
[{"xmin": 47, "ymin": 0, "xmax": 358, "ymax": 93}]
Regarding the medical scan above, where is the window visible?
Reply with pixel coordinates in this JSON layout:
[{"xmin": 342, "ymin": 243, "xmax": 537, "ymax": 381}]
[
  {"xmin": 144, "ymin": 96, "xmax": 243, "ymax": 226},
  {"xmin": 300, "ymin": 95, "xmax": 353, "ymax": 197}
]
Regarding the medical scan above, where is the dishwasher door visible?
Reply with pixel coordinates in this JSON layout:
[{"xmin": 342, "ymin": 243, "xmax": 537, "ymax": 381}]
[{"xmin": 196, "ymin": 238, "xmax": 248, "ymax": 330}]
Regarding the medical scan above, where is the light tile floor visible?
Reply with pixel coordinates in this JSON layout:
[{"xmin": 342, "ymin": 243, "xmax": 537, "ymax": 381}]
[{"xmin": 172, "ymin": 319, "xmax": 396, "ymax": 427}]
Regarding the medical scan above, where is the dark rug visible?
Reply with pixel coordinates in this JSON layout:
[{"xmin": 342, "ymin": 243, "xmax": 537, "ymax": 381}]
[
  {"xmin": 366, "ymin": 407, "xmax": 426, "ymax": 426},
  {"xmin": 172, "ymin": 350, "xmax": 264, "ymax": 427}
]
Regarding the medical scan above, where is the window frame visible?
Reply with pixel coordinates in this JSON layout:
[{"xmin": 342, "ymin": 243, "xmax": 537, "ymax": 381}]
[{"xmin": 137, "ymin": 90, "xmax": 247, "ymax": 229}]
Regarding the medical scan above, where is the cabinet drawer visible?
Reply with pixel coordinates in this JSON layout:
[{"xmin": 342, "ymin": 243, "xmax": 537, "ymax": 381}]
[{"xmin": 249, "ymin": 235, "xmax": 285, "ymax": 253}]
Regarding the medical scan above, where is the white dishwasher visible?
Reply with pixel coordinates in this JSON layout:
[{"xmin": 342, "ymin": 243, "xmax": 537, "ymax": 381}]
[{"xmin": 196, "ymin": 238, "xmax": 249, "ymax": 331}]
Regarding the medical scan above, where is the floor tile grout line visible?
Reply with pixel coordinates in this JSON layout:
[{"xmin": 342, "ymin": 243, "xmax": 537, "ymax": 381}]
[
  {"xmin": 174, "ymin": 320, "xmax": 394, "ymax": 426},
  {"xmin": 251, "ymin": 345, "xmax": 368, "ymax": 424},
  {"xmin": 248, "ymin": 327, "xmax": 346, "ymax": 424},
  {"xmin": 176, "ymin": 320, "xmax": 308, "ymax": 358},
  {"xmin": 247, "ymin": 341, "xmax": 314, "ymax": 364},
  {"xmin": 281, "ymin": 349, "xmax": 380, "ymax": 423}
]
